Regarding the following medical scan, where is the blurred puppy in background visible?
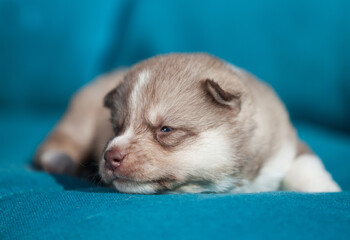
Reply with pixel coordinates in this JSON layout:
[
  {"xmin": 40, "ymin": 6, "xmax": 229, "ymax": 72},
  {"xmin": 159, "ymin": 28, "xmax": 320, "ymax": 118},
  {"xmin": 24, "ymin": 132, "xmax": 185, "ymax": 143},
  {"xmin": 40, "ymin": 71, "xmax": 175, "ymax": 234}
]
[{"xmin": 35, "ymin": 54, "xmax": 340, "ymax": 194}]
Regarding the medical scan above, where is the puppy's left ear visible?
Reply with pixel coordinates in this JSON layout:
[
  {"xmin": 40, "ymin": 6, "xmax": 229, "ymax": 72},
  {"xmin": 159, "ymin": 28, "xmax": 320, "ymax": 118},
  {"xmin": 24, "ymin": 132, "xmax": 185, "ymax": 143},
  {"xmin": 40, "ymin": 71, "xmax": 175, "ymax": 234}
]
[
  {"xmin": 104, "ymin": 88, "xmax": 118, "ymax": 109},
  {"xmin": 203, "ymin": 79, "xmax": 241, "ymax": 114}
]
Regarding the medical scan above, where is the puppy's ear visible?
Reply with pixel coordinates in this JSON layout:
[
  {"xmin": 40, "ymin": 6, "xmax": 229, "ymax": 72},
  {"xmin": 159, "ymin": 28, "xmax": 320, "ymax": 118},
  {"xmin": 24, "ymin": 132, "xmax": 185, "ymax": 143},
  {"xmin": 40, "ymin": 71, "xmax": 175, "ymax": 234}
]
[
  {"xmin": 104, "ymin": 88, "xmax": 118, "ymax": 109},
  {"xmin": 203, "ymin": 79, "xmax": 241, "ymax": 114}
]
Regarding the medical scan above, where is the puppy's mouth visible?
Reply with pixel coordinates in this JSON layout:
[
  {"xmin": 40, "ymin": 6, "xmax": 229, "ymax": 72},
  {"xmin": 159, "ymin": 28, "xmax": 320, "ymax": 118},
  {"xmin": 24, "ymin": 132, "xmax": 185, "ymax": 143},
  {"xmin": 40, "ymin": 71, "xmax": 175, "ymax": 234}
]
[
  {"xmin": 99, "ymin": 160, "xmax": 178, "ymax": 193},
  {"xmin": 109, "ymin": 176, "xmax": 177, "ymax": 194},
  {"xmin": 99, "ymin": 168, "xmax": 175, "ymax": 194}
]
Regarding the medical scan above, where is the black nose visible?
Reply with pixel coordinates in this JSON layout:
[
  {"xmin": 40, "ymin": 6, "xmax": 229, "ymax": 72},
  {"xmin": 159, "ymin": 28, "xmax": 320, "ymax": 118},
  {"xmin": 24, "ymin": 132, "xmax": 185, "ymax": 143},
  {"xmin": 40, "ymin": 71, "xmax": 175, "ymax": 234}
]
[{"xmin": 104, "ymin": 148, "xmax": 126, "ymax": 169}]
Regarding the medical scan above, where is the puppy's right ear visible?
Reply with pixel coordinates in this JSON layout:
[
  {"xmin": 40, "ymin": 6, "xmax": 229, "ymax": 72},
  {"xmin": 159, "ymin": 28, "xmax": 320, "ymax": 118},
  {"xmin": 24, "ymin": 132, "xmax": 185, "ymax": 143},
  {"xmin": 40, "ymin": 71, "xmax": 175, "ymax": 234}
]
[
  {"xmin": 104, "ymin": 88, "xmax": 118, "ymax": 109},
  {"xmin": 203, "ymin": 79, "xmax": 241, "ymax": 115}
]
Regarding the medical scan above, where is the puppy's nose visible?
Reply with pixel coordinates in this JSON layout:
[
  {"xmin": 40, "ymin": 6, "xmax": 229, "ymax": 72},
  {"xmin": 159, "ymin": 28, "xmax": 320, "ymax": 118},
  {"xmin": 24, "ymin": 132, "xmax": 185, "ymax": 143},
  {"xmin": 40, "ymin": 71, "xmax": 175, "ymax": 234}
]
[{"xmin": 104, "ymin": 148, "xmax": 126, "ymax": 169}]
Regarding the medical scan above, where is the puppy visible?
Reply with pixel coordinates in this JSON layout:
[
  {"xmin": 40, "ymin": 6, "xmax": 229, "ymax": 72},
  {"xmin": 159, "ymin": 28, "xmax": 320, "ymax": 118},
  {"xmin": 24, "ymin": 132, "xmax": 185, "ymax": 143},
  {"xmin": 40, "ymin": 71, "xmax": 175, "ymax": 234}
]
[{"xmin": 34, "ymin": 54, "xmax": 341, "ymax": 194}]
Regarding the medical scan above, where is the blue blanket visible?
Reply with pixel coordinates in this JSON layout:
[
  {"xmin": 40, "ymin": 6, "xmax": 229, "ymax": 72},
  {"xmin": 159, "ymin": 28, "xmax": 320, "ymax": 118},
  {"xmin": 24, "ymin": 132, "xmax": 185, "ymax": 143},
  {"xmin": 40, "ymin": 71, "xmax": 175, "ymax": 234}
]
[{"xmin": 1, "ymin": 0, "xmax": 349, "ymax": 239}]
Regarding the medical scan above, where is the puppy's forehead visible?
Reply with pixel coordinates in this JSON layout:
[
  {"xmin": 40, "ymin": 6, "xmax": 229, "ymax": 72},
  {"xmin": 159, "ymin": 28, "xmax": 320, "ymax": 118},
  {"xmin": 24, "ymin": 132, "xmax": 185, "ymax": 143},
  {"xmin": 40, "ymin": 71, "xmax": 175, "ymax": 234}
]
[
  {"xmin": 130, "ymin": 68, "xmax": 200, "ymax": 124},
  {"xmin": 133, "ymin": 56, "xmax": 214, "ymax": 95},
  {"xmin": 129, "ymin": 69, "xmax": 151, "ymax": 110},
  {"xmin": 124, "ymin": 54, "xmax": 231, "ymax": 126}
]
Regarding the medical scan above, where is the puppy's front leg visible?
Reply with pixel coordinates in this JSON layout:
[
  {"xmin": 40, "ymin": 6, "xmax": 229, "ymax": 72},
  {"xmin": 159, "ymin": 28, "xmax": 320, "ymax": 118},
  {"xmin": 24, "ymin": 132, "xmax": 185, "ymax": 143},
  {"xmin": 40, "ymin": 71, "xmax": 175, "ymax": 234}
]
[
  {"xmin": 34, "ymin": 85, "xmax": 101, "ymax": 175},
  {"xmin": 34, "ymin": 71, "xmax": 125, "ymax": 175},
  {"xmin": 282, "ymin": 145, "xmax": 341, "ymax": 192}
]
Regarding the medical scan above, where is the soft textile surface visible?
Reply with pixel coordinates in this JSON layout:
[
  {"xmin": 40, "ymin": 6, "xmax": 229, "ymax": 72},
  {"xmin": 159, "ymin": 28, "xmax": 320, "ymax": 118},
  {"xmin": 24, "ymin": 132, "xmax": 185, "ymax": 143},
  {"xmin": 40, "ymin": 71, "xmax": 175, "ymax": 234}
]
[
  {"xmin": 0, "ymin": 111, "xmax": 349, "ymax": 239},
  {"xmin": 1, "ymin": 0, "xmax": 350, "ymax": 239},
  {"xmin": 1, "ymin": 191, "xmax": 350, "ymax": 240}
]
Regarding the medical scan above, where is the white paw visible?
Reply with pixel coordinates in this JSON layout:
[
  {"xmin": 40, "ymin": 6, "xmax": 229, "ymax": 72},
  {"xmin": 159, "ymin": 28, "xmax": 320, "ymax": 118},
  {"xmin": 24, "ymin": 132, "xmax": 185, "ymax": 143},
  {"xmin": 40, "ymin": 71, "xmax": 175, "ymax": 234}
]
[{"xmin": 283, "ymin": 154, "xmax": 341, "ymax": 192}]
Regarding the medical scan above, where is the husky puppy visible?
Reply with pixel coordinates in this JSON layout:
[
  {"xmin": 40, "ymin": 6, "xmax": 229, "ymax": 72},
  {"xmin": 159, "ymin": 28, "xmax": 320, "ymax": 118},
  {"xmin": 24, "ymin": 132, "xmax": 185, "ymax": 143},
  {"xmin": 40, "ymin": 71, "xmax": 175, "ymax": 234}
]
[{"xmin": 35, "ymin": 54, "xmax": 340, "ymax": 194}]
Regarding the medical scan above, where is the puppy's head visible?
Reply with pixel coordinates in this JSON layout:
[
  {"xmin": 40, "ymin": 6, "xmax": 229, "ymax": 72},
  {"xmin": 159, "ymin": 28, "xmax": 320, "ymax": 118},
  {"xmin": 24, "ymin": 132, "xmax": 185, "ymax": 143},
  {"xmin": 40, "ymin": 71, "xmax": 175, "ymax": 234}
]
[{"xmin": 99, "ymin": 54, "xmax": 248, "ymax": 194}]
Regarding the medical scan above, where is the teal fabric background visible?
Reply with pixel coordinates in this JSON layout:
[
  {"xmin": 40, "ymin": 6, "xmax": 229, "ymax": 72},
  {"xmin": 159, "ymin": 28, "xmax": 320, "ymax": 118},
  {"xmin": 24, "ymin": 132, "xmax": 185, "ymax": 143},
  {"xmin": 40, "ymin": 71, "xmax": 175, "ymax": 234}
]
[{"xmin": 0, "ymin": 0, "xmax": 349, "ymax": 239}]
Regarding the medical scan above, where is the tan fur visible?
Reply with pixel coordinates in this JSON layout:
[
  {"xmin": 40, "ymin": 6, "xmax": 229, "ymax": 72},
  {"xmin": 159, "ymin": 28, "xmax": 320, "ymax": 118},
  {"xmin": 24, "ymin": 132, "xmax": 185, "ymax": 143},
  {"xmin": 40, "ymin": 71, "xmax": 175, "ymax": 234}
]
[{"xmin": 35, "ymin": 54, "xmax": 340, "ymax": 193}]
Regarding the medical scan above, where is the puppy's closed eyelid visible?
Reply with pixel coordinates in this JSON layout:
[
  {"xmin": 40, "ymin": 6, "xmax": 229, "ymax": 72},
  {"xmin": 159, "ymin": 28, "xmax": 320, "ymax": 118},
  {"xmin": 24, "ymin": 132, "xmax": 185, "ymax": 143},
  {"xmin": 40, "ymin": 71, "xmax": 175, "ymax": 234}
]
[{"xmin": 154, "ymin": 127, "xmax": 197, "ymax": 149}]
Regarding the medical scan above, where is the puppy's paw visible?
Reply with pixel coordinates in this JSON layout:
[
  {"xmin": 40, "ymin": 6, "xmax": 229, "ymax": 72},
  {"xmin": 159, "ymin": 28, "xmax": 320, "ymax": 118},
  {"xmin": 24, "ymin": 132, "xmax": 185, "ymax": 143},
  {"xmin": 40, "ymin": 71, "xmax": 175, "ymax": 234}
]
[
  {"xmin": 36, "ymin": 150, "xmax": 77, "ymax": 175},
  {"xmin": 283, "ymin": 154, "xmax": 341, "ymax": 192}
]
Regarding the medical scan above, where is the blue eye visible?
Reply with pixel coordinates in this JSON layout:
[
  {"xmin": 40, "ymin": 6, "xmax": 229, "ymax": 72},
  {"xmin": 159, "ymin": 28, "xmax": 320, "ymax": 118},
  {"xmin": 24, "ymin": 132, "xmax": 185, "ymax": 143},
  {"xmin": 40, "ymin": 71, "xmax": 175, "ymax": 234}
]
[{"xmin": 160, "ymin": 126, "xmax": 173, "ymax": 132}]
